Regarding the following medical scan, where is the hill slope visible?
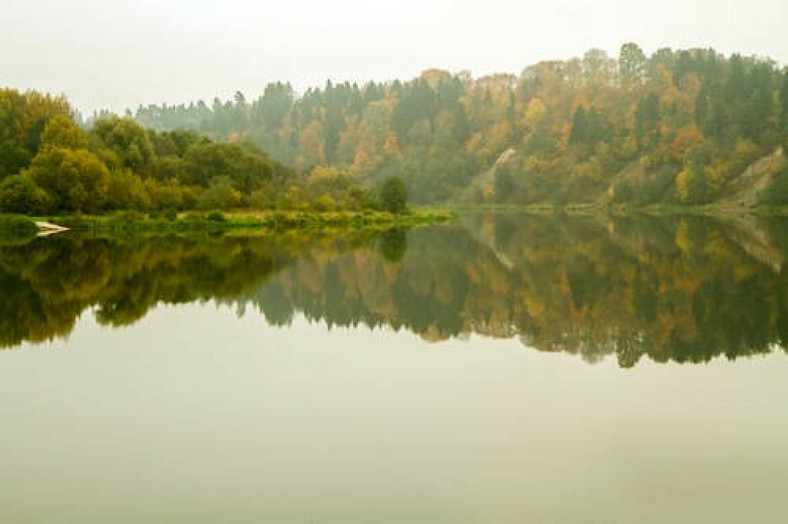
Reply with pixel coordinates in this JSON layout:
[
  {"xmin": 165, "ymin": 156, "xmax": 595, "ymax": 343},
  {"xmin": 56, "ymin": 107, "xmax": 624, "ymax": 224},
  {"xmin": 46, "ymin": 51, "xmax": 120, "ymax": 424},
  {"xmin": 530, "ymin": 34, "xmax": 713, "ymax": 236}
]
[{"xmin": 131, "ymin": 43, "xmax": 788, "ymax": 207}]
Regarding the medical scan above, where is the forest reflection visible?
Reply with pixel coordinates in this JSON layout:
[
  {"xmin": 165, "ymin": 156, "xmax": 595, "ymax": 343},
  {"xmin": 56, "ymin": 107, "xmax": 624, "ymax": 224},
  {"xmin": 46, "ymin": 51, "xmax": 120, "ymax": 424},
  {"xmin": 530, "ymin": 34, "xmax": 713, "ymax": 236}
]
[{"xmin": 2, "ymin": 214, "xmax": 788, "ymax": 367}]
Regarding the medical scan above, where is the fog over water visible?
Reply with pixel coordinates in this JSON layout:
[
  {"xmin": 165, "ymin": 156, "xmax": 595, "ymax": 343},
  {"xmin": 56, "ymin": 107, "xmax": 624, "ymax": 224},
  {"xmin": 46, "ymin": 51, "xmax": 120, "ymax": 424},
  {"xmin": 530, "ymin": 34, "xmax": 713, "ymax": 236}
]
[{"xmin": 2, "ymin": 0, "xmax": 786, "ymax": 113}]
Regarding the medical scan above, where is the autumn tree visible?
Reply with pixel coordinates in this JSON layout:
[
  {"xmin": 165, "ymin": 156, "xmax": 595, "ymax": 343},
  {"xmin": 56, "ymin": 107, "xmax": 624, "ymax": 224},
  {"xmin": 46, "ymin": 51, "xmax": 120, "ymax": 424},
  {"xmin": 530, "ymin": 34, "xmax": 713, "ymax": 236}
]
[{"xmin": 41, "ymin": 115, "xmax": 88, "ymax": 150}]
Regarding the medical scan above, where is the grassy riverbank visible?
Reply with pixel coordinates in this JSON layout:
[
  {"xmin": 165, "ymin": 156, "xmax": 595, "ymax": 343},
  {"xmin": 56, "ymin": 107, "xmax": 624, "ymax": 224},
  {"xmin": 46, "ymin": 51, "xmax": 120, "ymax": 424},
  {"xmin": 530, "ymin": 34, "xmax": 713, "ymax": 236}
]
[{"xmin": 0, "ymin": 209, "xmax": 455, "ymax": 238}]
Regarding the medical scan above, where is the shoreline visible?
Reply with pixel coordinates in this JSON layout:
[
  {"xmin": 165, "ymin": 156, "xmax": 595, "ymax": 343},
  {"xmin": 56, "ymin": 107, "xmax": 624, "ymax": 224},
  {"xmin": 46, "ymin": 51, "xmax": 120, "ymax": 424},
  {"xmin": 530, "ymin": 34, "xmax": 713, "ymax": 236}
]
[
  {"xmin": 446, "ymin": 202, "xmax": 788, "ymax": 217},
  {"xmin": 5, "ymin": 202, "xmax": 788, "ymax": 241},
  {"xmin": 0, "ymin": 209, "xmax": 456, "ymax": 240}
]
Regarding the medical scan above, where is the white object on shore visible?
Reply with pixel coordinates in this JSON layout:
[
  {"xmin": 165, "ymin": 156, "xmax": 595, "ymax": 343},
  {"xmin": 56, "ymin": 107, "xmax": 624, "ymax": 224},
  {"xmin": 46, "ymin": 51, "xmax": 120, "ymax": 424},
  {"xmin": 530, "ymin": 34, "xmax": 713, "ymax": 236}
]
[{"xmin": 35, "ymin": 221, "xmax": 69, "ymax": 236}]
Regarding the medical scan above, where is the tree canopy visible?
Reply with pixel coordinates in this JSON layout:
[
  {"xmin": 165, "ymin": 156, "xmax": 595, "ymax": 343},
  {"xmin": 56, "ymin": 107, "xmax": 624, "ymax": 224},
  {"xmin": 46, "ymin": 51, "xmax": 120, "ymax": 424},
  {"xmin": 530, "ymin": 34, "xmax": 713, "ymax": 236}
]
[
  {"xmin": 132, "ymin": 43, "xmax": 788, "ymax": 207},
  {"xmin": 3, "ymin": 43, "xmax": 788, "ymax": 214},
  {"xmin": 0, "ymin": 89, "xmax": 380, "ymax": 214}
]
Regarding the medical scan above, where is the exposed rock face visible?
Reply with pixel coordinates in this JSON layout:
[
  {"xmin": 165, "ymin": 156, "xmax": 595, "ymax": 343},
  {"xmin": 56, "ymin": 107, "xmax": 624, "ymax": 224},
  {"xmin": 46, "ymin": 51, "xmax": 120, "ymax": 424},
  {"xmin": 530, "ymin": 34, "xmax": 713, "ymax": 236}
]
[{"xmin": 718, "ymin": 147, "xmax": 784, "ymax": 208}]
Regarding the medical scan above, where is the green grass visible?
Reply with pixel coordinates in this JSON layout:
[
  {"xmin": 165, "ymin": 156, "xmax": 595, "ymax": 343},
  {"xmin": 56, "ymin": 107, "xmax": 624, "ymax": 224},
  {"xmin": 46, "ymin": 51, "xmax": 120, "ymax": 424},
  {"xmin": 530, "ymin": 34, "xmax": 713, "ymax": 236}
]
[{"xmin": 28, "ymin": 209, "xmax": 455, "ymax": 236}]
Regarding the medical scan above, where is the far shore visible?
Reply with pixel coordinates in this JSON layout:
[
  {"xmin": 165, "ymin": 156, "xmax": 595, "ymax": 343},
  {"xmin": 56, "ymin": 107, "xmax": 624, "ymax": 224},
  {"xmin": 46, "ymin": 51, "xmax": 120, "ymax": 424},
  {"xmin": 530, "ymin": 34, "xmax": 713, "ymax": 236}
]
[{"xmin": 446, "ymin": 202, "xmax": 788, "ymax": 217}]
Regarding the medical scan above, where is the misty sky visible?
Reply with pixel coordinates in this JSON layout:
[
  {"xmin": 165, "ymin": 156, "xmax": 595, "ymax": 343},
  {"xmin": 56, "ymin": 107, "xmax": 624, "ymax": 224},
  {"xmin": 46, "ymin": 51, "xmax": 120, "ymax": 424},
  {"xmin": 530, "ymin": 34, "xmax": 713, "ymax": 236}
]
[{"xmin": 2, "ymin": 0, "xmax": 786, "ymax": 113}]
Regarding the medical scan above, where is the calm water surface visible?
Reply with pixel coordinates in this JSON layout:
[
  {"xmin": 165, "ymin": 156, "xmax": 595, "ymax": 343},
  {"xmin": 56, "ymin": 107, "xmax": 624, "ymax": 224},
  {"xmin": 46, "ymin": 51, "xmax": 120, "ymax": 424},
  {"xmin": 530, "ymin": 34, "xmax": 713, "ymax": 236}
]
[{"xmin": 1, "ymin": 214, "xmax": 787, "ymax": 523}]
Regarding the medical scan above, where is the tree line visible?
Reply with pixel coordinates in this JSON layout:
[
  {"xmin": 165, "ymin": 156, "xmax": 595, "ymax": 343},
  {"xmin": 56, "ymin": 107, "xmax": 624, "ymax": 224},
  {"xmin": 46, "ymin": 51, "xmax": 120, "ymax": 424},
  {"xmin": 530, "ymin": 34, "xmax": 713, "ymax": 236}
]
[
  {"xmin": 0, "ymin": 88, "xmax": 408, "ymax": 215},
  {"xmin": 133, "ymin": 44, "xmax": 788, "ymax": 205}
]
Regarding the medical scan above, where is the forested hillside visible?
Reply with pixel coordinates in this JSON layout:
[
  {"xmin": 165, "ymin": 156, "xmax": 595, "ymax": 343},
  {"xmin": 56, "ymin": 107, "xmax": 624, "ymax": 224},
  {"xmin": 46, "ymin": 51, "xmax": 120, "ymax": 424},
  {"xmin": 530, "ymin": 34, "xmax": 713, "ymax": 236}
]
[{"xmin": 134, "ymin": 43, "xmax": 788, "ymax": 206}]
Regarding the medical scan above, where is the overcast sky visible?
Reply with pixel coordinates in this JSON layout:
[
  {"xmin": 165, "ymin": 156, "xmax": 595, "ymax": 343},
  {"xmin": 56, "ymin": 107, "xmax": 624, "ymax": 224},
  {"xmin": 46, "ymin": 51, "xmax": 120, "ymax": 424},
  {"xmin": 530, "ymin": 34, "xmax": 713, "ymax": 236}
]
[{"xmin": 2, "ymin": 0, "xmax": 786, "ymax": 114}]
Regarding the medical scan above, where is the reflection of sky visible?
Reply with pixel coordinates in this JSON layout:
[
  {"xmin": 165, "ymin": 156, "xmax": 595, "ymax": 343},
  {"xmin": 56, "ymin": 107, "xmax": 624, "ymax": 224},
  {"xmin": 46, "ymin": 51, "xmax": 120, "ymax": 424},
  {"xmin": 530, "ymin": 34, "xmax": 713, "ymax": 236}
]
[
  {"xmin": 2, "ymin": 0, "xmax": 786, "ymax": 113},
  {"xmin": 1, "ymin": 302, "xmax": 787, "ymax": 522}
]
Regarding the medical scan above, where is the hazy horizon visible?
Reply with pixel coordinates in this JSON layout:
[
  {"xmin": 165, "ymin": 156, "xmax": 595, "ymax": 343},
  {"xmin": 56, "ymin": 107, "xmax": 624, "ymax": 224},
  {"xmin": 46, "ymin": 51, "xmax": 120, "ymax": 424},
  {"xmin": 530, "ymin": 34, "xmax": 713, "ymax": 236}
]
[{"xmin": 3, "ymin": 0, "xmax": 786, "ymax": 114}]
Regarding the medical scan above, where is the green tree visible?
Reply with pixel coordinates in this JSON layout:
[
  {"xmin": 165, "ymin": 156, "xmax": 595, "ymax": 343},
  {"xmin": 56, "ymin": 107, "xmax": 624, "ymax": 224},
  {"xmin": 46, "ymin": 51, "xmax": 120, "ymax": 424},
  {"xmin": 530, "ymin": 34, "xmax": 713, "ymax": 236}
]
[
  {"xmin": 569, "ymin": 106, "xmax": 588, "ymax": 145},
  {"xmin": 0, "ymin": 88, "xmax": 72, "ymax": 180},
  {"xmin": 0, "ymin": 175, "xmax": 51, "ymax": 214},
  {"xmin": 107, "ymin": 169, "xmax": 151, "ymax": 210},
  {"xmin": 635, "ymin": 93, "xmax": 660, "ymax": 150},
  {"xmin": 90, "ymin": 117, "xmax": 155, "ymax": 176},
  {"xmin": 41, "ymin": 115, "xmax": 88, "ymax": 150},
  {"xmin": 184, "ymin": 142, "xmax": 277, "ymax": 193},
  {"xmin": 618, "ymin": 42, "xmax": 647, "ymax": 87},
  {"xmin": 0, "ymin": 141, "xmax": 31, "ymax": 180},
  {"xmin": 378, "ymin": 176, "xmax": 408, "ymax": 213},
  {"xmin": 781, "ymin": 71, "xmax": 788, "ymax": 137},
  {"xmin": 25, "ymin": 148, "xmax": 110, "ymax": 213},
  {"xmin": 493, "ymin": 164, "xmax": 516, "ymax": 203}
]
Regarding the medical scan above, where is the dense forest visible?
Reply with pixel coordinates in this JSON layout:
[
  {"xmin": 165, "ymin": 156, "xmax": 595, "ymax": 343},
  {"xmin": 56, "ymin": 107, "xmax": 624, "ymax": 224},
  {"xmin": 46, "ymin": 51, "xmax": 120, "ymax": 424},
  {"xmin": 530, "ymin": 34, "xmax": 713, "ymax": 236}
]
[
  {"xmin": 133, "ymin": 43, "xmax": 788, "ymax": 206},
  {"xmin": 4, "ymin": 43, "xmax": 788, "ymax": 214},
  {"xmin": 0, "ymin": 89, "xmax": 397, "ymax": 215}
]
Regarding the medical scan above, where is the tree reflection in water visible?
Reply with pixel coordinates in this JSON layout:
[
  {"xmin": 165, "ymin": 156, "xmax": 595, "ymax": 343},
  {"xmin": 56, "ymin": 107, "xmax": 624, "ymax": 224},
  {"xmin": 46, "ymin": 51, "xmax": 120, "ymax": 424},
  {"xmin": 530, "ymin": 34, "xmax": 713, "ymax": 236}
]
[{"xmin": 2, "ymin": 214, "xmax": 788, "ymax": 367}]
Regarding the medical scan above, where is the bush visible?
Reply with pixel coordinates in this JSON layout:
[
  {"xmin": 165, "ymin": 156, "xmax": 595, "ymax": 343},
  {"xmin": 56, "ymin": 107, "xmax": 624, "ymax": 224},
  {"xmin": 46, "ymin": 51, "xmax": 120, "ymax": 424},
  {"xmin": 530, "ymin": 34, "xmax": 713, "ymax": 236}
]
[
  {"xmin": 312, "ymin": 193, "xmax": 336, "ymax": 212},
  {"xmin": 205, "ymin": 210, "xmax": 226, "ymax": 222},
  {"xmin": 248, "ymin": 186, "xmax": 274, "ymax": 209},
  {"xmin": 197, "ymin": 176, "xmax": 241, "ymax": 210}
]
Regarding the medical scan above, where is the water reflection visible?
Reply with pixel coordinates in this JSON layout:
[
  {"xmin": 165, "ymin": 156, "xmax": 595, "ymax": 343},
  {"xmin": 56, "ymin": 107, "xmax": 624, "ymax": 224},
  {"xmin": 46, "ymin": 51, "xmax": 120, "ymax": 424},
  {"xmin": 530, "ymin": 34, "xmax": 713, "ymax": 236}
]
[{"xmin": 2, "ymin": 214, "xmax": 788, "ymax": 366}]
